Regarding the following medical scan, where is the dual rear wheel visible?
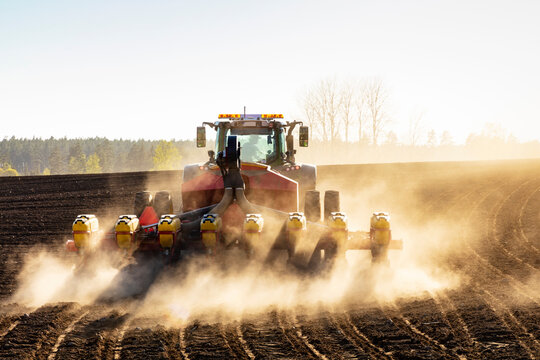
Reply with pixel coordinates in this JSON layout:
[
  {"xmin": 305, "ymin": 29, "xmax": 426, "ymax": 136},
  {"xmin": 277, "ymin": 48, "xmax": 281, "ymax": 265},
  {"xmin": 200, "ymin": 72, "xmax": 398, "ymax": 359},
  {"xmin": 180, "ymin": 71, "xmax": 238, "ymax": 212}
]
[{"xmin": 304, "ymin": 189, "xmax": 340, "ymax": 223}]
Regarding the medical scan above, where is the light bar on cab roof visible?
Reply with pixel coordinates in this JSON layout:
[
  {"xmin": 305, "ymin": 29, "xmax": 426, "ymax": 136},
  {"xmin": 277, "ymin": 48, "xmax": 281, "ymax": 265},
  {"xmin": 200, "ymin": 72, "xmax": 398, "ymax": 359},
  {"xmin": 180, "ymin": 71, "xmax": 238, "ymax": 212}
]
[
  {"xmin": 218, "ymin": 114, "xmax": 284, "ymax": 119},
  {"xmin": 261, "ymin": 114, "xmax": 284, "ymax": 119}
]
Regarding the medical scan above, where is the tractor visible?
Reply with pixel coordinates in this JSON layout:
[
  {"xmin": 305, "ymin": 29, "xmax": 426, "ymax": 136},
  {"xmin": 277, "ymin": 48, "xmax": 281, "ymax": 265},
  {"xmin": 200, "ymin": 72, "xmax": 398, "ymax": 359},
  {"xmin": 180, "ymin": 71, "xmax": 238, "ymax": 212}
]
[{"xmin": 66, "ymin": 114, "xmax": 402, "ymax": 271}]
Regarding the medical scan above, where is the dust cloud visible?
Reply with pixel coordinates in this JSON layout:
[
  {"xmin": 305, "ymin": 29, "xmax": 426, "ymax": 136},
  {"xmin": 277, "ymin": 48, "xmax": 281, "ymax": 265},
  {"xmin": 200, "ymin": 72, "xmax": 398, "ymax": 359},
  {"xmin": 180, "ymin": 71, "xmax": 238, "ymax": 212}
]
[
  {"xmin": 135, "ymin": 248, "xmax": 458, "ymax": 325},
  {"xmin": 133, "ymin": 164, "xmax": 463, "ymax": 324},
  {"xmin": 9, "ymin": 162, "xmax": 470, "ymax": 319},
  {"xmin": 295, "ymin": 137, "xmax": 540, "ymax": 166},
  {"xmin": 10, "ymin": 247, "xmax": 119, "ymax": 308}
]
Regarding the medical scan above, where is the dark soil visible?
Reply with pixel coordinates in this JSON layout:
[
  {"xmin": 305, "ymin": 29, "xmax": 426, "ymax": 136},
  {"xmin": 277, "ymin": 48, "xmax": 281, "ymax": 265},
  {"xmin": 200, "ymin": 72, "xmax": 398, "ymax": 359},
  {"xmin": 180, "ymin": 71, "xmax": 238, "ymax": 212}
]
[{"xmin": 1, "ymin": 161, "xmax": 539, "ymax": 359}]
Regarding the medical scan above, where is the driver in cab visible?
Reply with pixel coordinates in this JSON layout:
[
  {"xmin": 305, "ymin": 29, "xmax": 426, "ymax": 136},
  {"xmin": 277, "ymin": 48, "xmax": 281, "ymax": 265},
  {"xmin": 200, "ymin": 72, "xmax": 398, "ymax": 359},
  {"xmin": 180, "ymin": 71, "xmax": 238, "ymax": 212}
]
[{"xmin": 240, "ymin": 135, "xmax": 270, "ymax": 164}]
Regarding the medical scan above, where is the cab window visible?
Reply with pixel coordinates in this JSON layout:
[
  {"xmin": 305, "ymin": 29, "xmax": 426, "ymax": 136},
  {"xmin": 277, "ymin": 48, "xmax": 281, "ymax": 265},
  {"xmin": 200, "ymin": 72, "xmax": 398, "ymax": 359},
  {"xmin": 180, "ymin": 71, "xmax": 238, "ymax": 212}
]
[{"xmin": 216, "ymin": 126, "xmax": 285, "ymax": 164}]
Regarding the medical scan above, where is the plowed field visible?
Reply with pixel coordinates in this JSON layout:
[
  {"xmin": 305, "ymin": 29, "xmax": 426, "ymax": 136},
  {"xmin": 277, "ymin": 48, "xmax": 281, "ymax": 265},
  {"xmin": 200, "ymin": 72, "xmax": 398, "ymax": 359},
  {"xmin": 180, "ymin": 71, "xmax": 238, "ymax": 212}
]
[{"xmin": 1, "ymin": 160, "xmax": 539, "ymax": 359}]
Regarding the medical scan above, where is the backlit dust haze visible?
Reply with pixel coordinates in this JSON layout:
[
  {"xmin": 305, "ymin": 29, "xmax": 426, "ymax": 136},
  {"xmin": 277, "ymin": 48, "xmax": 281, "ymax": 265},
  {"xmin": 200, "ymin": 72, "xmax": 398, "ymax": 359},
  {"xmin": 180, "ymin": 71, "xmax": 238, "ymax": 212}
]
[
  {"xmin": 1, "ymin": 0, "xmax": 539, "ymax": 144},
  {"xmin": 8, "ymin": 164, "xmax": 475, "ymax": 322}
]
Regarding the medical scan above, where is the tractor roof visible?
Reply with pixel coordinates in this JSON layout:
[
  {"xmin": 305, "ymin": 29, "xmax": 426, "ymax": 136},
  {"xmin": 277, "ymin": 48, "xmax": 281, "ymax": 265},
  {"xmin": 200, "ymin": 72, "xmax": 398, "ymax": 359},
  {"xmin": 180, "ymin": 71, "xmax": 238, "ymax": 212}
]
[{"xmin": 213, "ymin": 114, "xmax": 286, "ymax": 128}]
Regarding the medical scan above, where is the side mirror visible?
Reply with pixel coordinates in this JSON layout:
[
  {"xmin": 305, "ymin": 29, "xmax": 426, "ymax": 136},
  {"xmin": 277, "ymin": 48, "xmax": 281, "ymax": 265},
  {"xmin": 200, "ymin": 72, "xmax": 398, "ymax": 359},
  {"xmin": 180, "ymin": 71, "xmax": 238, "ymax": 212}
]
[
  {"xmin": 299, "ymin": 126, "xmax": 309, "ymax": 147},
  {"xmin": 196, "ymin": 127, "xmax": 206, "ymax": 148}
]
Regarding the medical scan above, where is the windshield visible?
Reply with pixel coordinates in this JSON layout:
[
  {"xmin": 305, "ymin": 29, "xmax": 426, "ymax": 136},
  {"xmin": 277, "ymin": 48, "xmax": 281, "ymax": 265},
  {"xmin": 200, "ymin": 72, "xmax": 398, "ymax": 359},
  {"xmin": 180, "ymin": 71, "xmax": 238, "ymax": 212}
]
[{"xmin": 219, "ymin": 127, "xmax": 284, "ymax": 164}]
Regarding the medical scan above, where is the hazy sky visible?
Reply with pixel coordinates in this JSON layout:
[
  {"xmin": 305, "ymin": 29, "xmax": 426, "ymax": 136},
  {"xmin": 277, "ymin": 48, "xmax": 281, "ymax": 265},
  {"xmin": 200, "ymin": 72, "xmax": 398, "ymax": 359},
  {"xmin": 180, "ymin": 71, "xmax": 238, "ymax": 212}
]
[{"xmin": 1, "ymin": 0, "xmax": 539, "ymax": 144}]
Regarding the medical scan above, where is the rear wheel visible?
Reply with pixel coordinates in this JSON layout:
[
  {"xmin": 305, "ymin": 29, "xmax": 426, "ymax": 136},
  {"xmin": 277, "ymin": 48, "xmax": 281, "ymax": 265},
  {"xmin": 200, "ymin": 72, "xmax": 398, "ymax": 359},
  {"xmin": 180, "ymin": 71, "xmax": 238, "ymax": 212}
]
[
  {"xmin": 134, "ymin": 191, "xmax": 153, "ymax": 217},
  {"xmin": 308, "ymin": 243, "xmax": 338, "ymax": 274},
  {"xmin": 304, "ymin": 190, "xmax": 321, "ymax": 222},
  {"xmin": 154, "ymin": 190, "xmax": 173, "ymax": 217},
  {"xmin": 323, "ymin": 190, "xmax": 340, "ymax": 221}
]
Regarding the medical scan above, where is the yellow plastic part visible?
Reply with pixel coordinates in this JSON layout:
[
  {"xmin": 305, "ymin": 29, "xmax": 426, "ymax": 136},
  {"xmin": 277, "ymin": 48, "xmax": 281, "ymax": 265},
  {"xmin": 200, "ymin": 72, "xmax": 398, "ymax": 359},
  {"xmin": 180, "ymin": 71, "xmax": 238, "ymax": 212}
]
[
  {"xmin": 329, "ymin": 211, "xmax": 348, "ymax": 247},
  {"xmin": 244, "ymin": 214, "xmax": 264, "ymax": 233},
  {"xmin": 158, "ymin": 214, "xmax": 181, "ymax": 249},
  {"xmin": 287, "ymin": 212, "xmax": 306, "ymax": 245},
  {"xmin": 370, "ymin": 212, "xmax": 391, "ymax": 246},
  {"xmin": 115, "ymin": 215, "xmax": 140, "ymax": 249},
  {"xmin": 200, "ymin": 214, "xmax": 221, "ymax": 249},
  {"xmin": 72, "ymin": 214, "xmax": 99, "ymax": 249},
  {"xmin": 287, "ymin": 212, "xmax": 306, "ymax": 231},
  {"xmin": 244, "ymin": 214, "xmax": 264, "ymax": 245}
]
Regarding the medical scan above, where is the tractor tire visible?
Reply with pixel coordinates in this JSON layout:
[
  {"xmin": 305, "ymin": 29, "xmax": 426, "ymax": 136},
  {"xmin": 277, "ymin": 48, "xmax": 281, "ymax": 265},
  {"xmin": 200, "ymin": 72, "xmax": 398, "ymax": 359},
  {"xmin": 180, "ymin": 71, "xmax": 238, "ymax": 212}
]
[
  {"xmin": 323, "ymin": 190, "xmax": 340, "ymax": 221},
  {"xmin": 134, "ymin": 191, "xmax": 153, "ymax": 217},
  {"xmin": 154, "ymin": 190, "xmax": 173, "ymax": 217},
  {"xmin": 304, "ymin": 190, "xmax": 321, "ymax": 222}
]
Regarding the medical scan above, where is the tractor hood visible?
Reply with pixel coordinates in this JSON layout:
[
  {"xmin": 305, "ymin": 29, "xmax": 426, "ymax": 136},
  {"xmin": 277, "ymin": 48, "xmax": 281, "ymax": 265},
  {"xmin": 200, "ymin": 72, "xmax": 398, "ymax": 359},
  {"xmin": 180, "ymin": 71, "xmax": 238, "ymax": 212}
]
[{"xmin": 182, "ymin": 162, "xmax": 298, "ymax": 213}]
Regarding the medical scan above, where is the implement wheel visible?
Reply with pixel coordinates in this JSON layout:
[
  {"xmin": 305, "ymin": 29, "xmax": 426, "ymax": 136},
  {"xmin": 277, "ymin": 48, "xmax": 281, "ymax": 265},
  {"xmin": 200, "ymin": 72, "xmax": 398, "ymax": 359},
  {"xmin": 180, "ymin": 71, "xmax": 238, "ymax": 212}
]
[
  {"xmin": 304, "ymin": 190, "xmax": 321, "ymax": 222},
  {"xmin": 134, "ymin": 191, "xmax": 153, "ymax": 217},
  {"xmin": 154, "ymin": 190, "xmax": 173, "ymax": 217},
  {"xmin": 324, "ymin": 190, "xmax": 340, "ymax": 221}
]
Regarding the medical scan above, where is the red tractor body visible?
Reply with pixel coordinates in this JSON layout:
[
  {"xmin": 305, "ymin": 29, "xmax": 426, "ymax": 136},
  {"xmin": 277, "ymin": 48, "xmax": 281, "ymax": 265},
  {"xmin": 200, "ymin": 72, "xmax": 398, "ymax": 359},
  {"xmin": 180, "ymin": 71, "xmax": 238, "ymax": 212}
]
[{"xmin": 182, "ymin": 162, "xmax": 298, "ymax": 238}]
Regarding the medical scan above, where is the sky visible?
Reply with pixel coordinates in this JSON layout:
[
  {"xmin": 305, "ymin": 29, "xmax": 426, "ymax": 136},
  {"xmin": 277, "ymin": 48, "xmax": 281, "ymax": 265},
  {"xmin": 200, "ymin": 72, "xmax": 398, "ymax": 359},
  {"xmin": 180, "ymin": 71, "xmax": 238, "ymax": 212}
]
[{"xmin": 1, "ymin": 0, "xmax": 539, "ymax": 144}]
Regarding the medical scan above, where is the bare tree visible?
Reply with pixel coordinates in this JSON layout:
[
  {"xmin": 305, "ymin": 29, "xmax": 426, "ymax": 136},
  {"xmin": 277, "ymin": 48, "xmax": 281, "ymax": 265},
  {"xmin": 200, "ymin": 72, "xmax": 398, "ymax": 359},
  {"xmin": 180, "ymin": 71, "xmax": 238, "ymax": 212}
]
[
  {"xmin": 302, "ymin": 90, "xmax": 320, "ymax": 138},
  {"xmin": 301, "ymin": 78, "xmax": 341, "ymax": 143},
  {"xmin": 321, "ymin": 78, "xmax": 341, "ymax": 143},
  {"xmin": 408, "ymin": 110, "xmax": 425, "ymax": 146},
  {"xmin": 384, "ymin": 130, "xmax": 398, "ymax": 146},
  {"xmin": 364, "ymin": 78, "xmax": 388, "ymax": 145},
  {"xmin": 440, "ymin": 131, "xmax": 453, "ymax": 146},
  {"xmin": 339, "ymin": 80, "xmax": 355, "ymax": 143},
  {"xmin": 301, "ymin": 77, "xmax": 391, "ymax": 145},
  {"xmin": 355, "ymin": 81, "xmax": 367, "ymax": 143},
  {"xmin": 427, "ymin": 129, "xmax": 437, "ymax": 147}
]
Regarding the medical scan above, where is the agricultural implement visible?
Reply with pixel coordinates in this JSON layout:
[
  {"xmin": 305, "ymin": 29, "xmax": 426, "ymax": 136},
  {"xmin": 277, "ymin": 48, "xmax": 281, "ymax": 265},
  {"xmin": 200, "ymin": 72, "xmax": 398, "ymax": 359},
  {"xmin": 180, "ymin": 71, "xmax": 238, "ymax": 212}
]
[{"xmin": 66, "ymin": 114, "xmax": 402, "ymax": 270}]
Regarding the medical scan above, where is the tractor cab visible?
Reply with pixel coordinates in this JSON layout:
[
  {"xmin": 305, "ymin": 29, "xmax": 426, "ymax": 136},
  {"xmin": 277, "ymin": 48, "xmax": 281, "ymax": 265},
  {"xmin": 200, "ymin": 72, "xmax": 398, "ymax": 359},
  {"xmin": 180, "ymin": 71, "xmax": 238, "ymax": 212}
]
[
  {"xmin": 183, "ymin": 113, "xmax": 317, "ymax": 213},
  {"xmin": 197, "ymin": 114, "xmax": 309, "ymax": 167},
  {"xmin": 191, "ymin": 114, "xmax": 317, "ymax": 204}
]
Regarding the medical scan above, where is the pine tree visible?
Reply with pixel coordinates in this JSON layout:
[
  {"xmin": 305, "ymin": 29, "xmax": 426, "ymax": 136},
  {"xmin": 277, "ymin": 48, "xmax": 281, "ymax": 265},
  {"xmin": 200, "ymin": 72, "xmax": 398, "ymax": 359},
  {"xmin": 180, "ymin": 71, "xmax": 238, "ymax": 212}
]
[
  {"xmin": 127, "ymin": 142, "xmax": 144, "ymax": 171},
  {"xmin": 96, "ymin": 139, "xmax": 113, "ymax": 173},
  {"xmin": 49, "ymin": 145, "xmax": 65, "ymax": 174},
  {"xmin": 68, "ymin": 142, "xmax": 86, "ymax": 174},
  {"xmin": 28, "ymin": 140, "xmax": 41, "ymax": 174}
]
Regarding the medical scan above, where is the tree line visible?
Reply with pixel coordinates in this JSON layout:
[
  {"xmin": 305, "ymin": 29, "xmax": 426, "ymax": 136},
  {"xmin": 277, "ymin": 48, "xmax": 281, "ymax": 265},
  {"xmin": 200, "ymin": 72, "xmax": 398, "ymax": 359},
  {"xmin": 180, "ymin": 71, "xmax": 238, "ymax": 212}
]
[
  {"xmin": 0, "ymin": 137, "xmax": 193, "ymax": 176},
  {"xmin": 2, "ymin": 123, "xmax": 539, "ymax": 177}
]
